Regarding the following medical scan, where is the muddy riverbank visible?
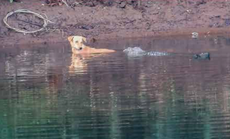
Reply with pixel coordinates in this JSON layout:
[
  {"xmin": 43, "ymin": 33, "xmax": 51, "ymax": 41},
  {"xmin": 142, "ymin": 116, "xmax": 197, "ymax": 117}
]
[{"xmin": 1, "ymin": 0, "xmax": 230, "ymax": 46}]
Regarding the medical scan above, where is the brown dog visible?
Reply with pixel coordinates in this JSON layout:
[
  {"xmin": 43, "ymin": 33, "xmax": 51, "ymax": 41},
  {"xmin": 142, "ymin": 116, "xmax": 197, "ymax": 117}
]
[{"xmin": 68, "ymin": 36, "xmax": 115, "ymax": 54}]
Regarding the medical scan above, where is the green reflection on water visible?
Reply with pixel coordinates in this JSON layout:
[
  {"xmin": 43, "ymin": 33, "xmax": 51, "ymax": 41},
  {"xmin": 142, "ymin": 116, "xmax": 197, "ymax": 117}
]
[{"xmin": 0, "ymin": 73, "xmax": 227, "ymax": 139}]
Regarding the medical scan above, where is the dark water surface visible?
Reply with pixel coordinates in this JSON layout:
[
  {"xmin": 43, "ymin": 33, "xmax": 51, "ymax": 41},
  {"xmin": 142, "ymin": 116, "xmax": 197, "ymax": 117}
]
[{"xmin": 1, "ymin": 36, "xmax": 230, "ymax": 139}]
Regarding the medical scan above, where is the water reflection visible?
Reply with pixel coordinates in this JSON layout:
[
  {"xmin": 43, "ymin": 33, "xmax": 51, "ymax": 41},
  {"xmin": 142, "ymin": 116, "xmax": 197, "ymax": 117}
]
[
  {"xmin": 69, "ymin": 53, "xmax": 115, "ymax": 75},
  {"xmin": 1, "ymin": 36, "xmax": 230, "ymax": 139}
]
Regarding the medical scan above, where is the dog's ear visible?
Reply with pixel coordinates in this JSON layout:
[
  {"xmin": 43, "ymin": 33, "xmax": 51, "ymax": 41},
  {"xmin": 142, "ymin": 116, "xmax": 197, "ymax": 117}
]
[
  {"xmin": 82, "ymin": 37, "xmax": 87, "ymax": 43},
  {"xmin": 68, "ymin": 36, "xmax": 74, "ymax": 42}
]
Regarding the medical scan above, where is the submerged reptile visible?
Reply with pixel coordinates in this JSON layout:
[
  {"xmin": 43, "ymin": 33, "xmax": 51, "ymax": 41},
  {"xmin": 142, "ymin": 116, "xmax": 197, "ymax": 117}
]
[
  {"xmin": 123, "ymin": 47, "xmax": 210, "ymax": 60},
  {"xmin": 123, "ymin": 47, "xmax": 169, "ymax": 57}
]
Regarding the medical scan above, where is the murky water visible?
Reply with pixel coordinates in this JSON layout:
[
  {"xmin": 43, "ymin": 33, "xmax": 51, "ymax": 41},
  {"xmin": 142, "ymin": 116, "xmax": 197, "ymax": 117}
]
[{"xmin": 1, "ymin": 36, "xmax": 230, "ymax": 139}]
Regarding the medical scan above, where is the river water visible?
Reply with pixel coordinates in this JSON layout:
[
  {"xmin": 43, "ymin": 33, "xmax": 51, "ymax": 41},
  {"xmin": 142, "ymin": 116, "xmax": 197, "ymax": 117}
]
[{"xmin": 1, "ymin": 36, "xmax": 230, "ymax": 139}]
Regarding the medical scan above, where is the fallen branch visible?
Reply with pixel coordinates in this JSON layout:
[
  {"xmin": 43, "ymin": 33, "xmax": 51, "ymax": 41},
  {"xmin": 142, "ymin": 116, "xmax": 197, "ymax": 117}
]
[
  {"xmin": 62, "ymin": 0, "xmax": 69, "ymax": 7},
  {"xmin": 3, "ymin": 9, "xmax": 54, "ymax": 34}
]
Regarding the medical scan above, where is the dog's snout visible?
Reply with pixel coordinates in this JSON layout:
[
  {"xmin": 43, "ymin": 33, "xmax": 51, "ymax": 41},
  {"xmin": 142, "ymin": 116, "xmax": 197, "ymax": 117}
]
[{"xmin": 79, "ymin": 47, "xmax": 83, "ymax": 50}]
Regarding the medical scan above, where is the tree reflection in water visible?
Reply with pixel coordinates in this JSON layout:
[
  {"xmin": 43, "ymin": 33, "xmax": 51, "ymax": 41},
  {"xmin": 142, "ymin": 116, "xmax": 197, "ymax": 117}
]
[{"xmin": 1, "ymin": 36, "xmax": 230, "ymax": 139}]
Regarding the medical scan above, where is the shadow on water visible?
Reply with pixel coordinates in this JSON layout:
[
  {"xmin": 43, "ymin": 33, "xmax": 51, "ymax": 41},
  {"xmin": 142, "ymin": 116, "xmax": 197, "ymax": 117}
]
[{"xmin": 1, "ymin": 36, "xmax": 230, "ymax": 139}]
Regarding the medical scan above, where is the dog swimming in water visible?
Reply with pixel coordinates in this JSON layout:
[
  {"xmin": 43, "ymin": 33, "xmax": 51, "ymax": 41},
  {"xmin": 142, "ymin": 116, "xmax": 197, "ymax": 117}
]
[{"xmin": 68, "ymin": 36, "xmax": 115, "ymax": 55}]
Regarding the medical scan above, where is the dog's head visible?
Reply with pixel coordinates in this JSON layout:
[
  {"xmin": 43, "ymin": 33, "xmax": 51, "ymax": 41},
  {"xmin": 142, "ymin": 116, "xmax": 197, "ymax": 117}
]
[{"xmin": 68, "ymin": 36, "xmax": 87, "ymax": 51}]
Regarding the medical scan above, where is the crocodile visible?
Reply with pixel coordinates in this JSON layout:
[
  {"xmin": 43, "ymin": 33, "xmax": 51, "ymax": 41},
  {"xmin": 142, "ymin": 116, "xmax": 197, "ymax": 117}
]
[
  {"xmin": 123, "ymin": 47, "xmax": 210, "ymax": 60},
  {"xmin": 123, "ymin": 47, "xmax": 169, "ymax": 57}
]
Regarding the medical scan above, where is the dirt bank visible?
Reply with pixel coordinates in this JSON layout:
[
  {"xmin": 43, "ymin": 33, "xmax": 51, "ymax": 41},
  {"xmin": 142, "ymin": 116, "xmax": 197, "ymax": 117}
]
[{"xmin": 1, "ymin": 0, "xmax": 230, "ymax": 46}]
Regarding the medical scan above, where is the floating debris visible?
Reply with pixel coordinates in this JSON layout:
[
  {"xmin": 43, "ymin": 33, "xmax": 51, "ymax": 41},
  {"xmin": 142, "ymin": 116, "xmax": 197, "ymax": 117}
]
[
  {"xmin": 192, "ymin": 32, "xmax": 199, "ymax": 39},
  {"xmin": 193, "ymin": 52, "xmax": 210, "ymax": 60}
]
